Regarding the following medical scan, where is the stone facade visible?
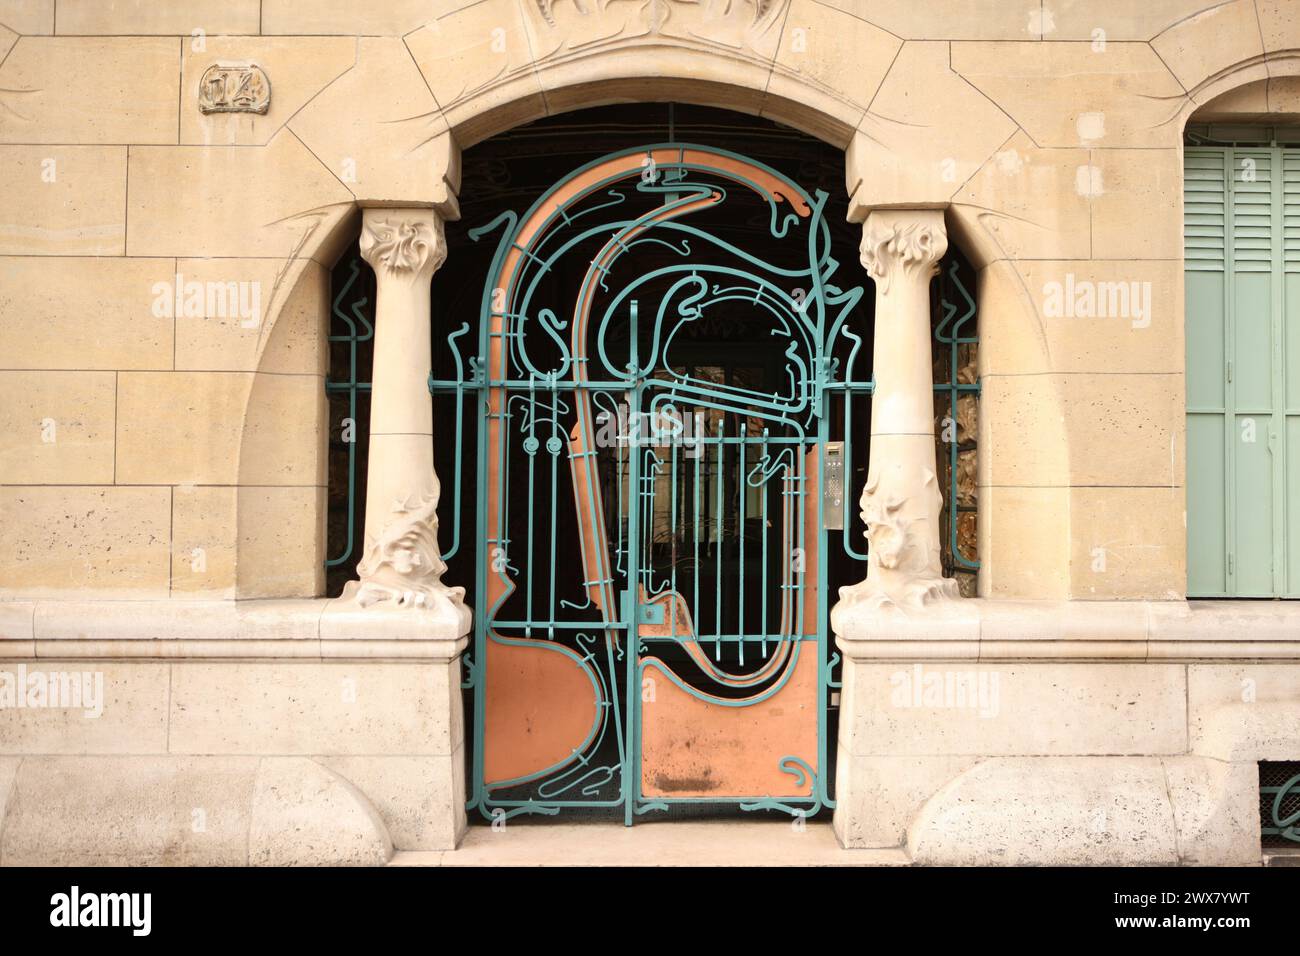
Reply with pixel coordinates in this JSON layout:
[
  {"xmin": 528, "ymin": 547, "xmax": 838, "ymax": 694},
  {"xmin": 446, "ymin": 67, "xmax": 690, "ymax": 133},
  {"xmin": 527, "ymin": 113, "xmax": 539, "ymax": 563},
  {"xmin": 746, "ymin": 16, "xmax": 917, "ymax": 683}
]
[{"xmin": 1, "ymin": 0, "xmax": 1298, "ymax": 865}]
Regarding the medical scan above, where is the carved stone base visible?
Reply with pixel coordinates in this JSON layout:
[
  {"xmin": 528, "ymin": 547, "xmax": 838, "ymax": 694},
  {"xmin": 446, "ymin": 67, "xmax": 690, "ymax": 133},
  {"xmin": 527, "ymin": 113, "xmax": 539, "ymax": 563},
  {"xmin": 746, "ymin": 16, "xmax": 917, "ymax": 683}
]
[
  {"xmin": 831, "ymin": 577, "xmax": 964, "ymax": 658},
  {"xmin": 836, "ymin": 572, "xmax": 961, "ymax": 613},
  {"xmin": 347, "ymin": 491, "xmax": 469, "ymax": 631},
  {"xmin": 830, "ymin": 579, "xmax": 973, "ymax": 664},
  {"xmin": 321, "ymin": 592, "xmax": 472, "ymax": 651},
  {"xmin": 338, "ymin": 577, "xmax": 472, "ymax": 638}
]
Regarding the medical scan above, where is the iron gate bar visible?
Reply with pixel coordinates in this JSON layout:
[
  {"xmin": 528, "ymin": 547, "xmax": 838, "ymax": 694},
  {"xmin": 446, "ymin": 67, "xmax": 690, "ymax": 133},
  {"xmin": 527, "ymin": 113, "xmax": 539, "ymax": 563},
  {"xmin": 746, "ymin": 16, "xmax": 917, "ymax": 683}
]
[
  {"xmin": 324, "ymin": 258, "xmax": 373, "ymax": 569},
  {"xmin": 934, "ymin": 257, "xmax": 981, "ymax": 571}
]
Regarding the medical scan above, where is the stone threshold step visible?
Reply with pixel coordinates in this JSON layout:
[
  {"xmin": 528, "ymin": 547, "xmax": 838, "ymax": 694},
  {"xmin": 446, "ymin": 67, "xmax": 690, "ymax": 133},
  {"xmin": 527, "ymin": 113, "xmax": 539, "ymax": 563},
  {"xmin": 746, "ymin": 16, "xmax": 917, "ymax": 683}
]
[{"xmin": 389, "ymin": 821, "xmax": 910, "ymax": 867}]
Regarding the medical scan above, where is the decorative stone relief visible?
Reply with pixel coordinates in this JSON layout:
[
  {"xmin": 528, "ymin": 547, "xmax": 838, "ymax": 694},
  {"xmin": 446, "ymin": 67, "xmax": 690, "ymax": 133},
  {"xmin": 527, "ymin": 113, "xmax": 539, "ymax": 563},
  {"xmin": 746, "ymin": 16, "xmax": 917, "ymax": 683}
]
[
  {"xmin": 523, "ymin": 0, "xmax": 789, "ymax": 69},
  {"xmin": 358, "ymin": 215, "xmax": 446, "ymax": 280},
  {"xmin": 197, "ymin": 64, "xmax": 271, "ymax": 115},
  {"xmin": 351, "ymin": 493, "xmax": 467, "ymax": 613},
  {"xmin": 530, "ymin": 0, "xmax": 790, "ymax": 42},
  {"xmin": 844, "ymin": 465, "xmax": 960, "ymax": 610}
]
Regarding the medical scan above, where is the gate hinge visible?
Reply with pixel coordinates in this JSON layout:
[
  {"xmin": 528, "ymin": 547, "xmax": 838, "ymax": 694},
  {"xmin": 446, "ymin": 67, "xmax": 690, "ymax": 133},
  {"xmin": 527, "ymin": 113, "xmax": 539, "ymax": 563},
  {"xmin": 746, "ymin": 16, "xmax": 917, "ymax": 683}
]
[{"xmin": 621, "ymin": 590, "xmax": 665, "ymax": 625}]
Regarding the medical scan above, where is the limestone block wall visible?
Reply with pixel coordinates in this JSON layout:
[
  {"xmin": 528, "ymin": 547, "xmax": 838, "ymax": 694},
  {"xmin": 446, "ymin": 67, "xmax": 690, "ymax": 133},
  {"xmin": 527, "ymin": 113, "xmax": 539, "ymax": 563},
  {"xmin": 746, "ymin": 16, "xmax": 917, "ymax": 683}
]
[
  {"xmin": 0, "ymin": 0, "xmax": 1298, "ymax": 865},
  {"xmin": 2, "ymin": 0, "xmax": 1295, "ymax": 604},
  {"xmin": 0, "ymin": 600, "xmax": 468, "ymax": 863},
  {"xmin": 0, "ymin": 18, "xmax": 346, "ymax": 600},
  {"xmin": 833, "ymin": 602, "xmax": 1300, "ymax": 864}
]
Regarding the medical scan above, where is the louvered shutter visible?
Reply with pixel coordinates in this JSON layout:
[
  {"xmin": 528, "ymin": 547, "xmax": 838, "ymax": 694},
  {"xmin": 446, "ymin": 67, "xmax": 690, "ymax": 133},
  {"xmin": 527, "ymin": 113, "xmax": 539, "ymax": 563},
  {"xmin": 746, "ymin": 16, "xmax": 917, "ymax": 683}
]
[
  {"xmin": 1185, "ymin": 146, "xmax": 1296, "ymax": 597},
  {"xmin": 1284, "ymin": 152, "xmax": 1300, "ymax": 596},
  {"xmin": 1185, "ymin": 148, "xmax": 1230, "ymax": 595}
]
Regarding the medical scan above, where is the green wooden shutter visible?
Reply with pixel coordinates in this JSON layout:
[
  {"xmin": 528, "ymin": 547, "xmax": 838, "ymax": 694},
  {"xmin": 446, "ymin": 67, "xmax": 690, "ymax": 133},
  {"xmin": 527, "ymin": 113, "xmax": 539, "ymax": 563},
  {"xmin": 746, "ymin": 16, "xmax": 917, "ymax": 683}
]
[
  {"xmin": 1185, "ymin": 149, "xmax": 1229, "ymax": 595},
  {"xmin": 1284, "ymin": 152, "xmax": 1300, "ymax": 597},
  {"xmin": 1185, "ymin": 146, "xmax": 1297, "ymax": 597}
]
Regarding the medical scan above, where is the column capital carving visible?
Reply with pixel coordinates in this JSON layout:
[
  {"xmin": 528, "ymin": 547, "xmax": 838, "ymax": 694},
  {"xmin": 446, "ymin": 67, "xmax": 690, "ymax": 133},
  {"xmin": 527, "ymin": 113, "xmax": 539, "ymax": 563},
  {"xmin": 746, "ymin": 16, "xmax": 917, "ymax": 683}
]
[
  {"xmin": 859, "ymin": 208, "xmax": 947, "ymax": 295},
  {"xmin": 359, "ymin": 207, "xmax": 447, "ymax": 283}
]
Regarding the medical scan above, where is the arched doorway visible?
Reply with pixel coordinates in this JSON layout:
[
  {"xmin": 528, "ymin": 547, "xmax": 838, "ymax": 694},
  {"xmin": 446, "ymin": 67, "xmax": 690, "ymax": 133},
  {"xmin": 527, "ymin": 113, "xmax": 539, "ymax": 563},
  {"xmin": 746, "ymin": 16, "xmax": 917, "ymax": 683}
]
[
  {"xmin": 324, "ymin": 104, "xmax": 980, "ymax": 825},
  {"xmin": 452, "ymin": 109, "xmax": 865, "ymax": 823}
]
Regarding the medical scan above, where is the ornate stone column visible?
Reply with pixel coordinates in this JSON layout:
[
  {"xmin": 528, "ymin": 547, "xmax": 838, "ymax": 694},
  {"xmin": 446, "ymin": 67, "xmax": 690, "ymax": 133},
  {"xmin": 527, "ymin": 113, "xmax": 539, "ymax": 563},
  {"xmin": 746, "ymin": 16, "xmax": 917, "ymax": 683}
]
[
  {"xmin": 835, "ymin": 209, "xmax": 959, "ymax": 612},
  {"xmin": 342, "ymin": 207, "xmax": 469, "ymax": 634}
]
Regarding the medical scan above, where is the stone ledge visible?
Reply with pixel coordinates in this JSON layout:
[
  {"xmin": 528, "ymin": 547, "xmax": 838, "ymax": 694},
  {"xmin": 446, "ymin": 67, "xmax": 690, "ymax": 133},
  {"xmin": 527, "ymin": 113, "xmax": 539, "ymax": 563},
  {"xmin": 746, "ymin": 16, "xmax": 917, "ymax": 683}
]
[
  {"xmin": 4, "ymin": 596, "xmax": 1295, "ymax": 662},
  {"xmin": 0, "ymin": 598, "xmax": 471, "ymax": 661},
  {"xmin": 835, "ymin": 599, "xmax": 1300, "ymax": 661}
]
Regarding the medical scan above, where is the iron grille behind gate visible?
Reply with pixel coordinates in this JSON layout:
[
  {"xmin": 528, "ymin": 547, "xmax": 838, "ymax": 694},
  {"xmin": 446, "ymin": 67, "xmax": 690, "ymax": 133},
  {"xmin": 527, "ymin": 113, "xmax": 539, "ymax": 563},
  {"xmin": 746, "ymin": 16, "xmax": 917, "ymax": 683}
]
[{"xmin": 1260, "ymin": 760, "xmax": 1300, "ymax": 847}]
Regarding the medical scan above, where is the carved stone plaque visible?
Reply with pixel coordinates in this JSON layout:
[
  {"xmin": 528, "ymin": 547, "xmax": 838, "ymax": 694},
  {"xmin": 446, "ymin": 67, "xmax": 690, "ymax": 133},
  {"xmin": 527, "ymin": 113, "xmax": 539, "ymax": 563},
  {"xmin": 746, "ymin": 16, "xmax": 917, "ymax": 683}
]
[{"xmin": 197, "ymin": 64, "xmax": 271, "ymax": 115}]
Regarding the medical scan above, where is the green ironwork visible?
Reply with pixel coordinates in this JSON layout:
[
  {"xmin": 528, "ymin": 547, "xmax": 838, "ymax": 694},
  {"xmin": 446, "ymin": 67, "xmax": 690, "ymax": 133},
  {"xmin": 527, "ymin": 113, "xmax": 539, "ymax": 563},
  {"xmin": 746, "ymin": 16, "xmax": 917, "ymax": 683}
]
[
  {"xmin": 325, "ymin": 258, "xmax": 373, "ymax": 569},
  {"xmin": 326, "ymin": 142, "xmax": 982, "ymax": 823},
  {"xmin": 935, "ymin": 258, "xmax": 980, "ymax": 572},
  {"xmin": 1261, "ymin": 769, "xmax": 1300, "ymax": 843},
  {"xmin": 449, "ymin": 143, "xmax": 861, "ymax": 822}
]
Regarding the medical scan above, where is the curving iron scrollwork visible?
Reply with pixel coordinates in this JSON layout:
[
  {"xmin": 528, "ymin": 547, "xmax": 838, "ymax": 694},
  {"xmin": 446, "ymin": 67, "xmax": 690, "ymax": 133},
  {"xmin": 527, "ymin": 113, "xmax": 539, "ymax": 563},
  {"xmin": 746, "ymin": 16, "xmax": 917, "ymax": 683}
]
[
  {"xmin": 435, "ymin": 144, "xmax": 873, "ymax": 822},
  {"xmin": 326, "ymin": 141, "xmax": 982, "ymax": 822}
]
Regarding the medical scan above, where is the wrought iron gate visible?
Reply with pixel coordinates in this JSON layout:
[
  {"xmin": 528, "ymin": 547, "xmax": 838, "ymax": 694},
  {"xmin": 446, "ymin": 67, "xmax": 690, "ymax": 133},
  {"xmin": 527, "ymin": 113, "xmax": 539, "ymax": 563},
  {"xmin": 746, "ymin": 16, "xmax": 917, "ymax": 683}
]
[
  {"xmin": 324, "ymin": 142, "xmax": 981, "ymax": 823},
  {"xmin": 436, "ymin": 144, "xmax": 869, "ymax": 823}
]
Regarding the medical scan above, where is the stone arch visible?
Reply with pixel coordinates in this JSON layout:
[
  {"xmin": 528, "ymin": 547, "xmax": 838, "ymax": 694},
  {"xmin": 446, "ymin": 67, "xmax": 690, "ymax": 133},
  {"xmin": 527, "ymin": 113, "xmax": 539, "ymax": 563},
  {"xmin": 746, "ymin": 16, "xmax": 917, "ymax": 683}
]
[
  {"xmin": 233, "ymin": 4, "xmax": 1003, "ymax": 598},
  {"xmin": 1137, "ymin": 0, "xmax": 1298, "ymax": 128},
  {"xmin": 1179, "ymin": 63, "xmax": 1300, "ymax": 128},
  {"xmin": 442, "ymin": 51, "xmax": 862, "ymax": 151},
  {"xmin": 412, "ymin": 1, "xmax": 893, "ymax": 151},
  {"xmin": 1171, "ymin": 58, "xmax": 1300, "ymax": 130},
  {"xmin": 233, "ymin": 204, "xmax": 359, "ymax": 598}
]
